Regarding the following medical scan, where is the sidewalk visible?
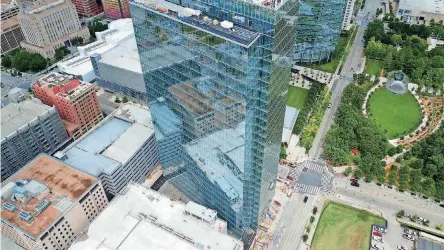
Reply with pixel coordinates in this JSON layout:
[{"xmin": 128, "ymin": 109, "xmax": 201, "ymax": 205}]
[{"xmin": 299, "ymin": 196, "xmax": 326, "ymax": 250}]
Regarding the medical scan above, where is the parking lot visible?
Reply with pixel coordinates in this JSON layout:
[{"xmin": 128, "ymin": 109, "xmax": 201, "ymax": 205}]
[{"xmin": 369, "ymin": 223, "xmax": 415, "ymax": 250}]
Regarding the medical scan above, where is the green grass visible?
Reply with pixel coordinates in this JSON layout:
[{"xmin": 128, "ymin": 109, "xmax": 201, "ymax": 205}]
[
  {"xmin": 287, "ymin": 86, "xmax": 309, "ymax": 109},
  {"xmin": 365, "ymin": 59, "xmax": 384, "ymax": 76},
  {"xmin": 368, "ymin": 88, "xmax": 421, "ymax": 139},
  {"xmin": 312, "ymin": 201, "xmax": 386, "ymax": 250}
]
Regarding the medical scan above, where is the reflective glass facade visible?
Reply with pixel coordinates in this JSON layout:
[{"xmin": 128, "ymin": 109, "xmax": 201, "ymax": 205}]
[
  {"xmin": 130, "ymin": 0, "xmax": 297, "ymax": 237},
  {"xmin": 294, "ymin": 0, "xmax": 346, "ymax": 63}
]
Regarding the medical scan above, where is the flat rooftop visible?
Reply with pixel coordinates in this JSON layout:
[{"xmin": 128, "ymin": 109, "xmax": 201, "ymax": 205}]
[
  {"xmin": 1, "ymin": 155, "xmax": 97, "ymax": 238},
  {"xmin": 60, "ymin": 104, "xmax": 155, "ymax": 176},
  {"xmin": 36, "ymin": 72, "xmax": 76, "ymax": 87},
  {"xmin": 23, "ymin": 0, "xmax": 65, "ymax": 14},
  {"xmin": 69, "ymin": 183, "xmax": 243, "ymax": 250},
  {"xmin": 1, "ymin": 99, "xmax": 52, "ymax": 138},
  {"xmin": 98, "ymin": 36, "xmax": 142, "ymax": 74},
  {"xmin": 131, "ymin": 0, "xmax": 260, "ymax": 47},
  {"xmin": 398, "ymin": 0, "xmax": 444, "ymax": 15}
]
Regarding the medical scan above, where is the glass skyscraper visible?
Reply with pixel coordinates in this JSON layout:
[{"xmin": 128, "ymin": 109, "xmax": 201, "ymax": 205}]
[
  {"xmin": 130, "ymin": 0, "xmax": 297, "ymax": 238},
  {"xmin": 294, "ymin": 0, "xmax": 346, "ymax": 63}
]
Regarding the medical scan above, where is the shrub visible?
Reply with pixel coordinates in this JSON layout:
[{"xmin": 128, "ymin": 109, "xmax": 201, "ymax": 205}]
[
  {"xmin": 343, "ymin": 166, "xmax": 353, "ymax": 176},
  {"xmin": 310, "ymin": 216, "xmax": 315, "ymax": 223},
  {"xmin": 312, "ymin": 206, "xmax": 318, "ymax": 215},
  {"xmin": 306, "ymin": 223, "xmax": 312, "ymax": 233},
  {"xmin": 396, "ymin": 210, "xmax": 405, "ymax": 218}
]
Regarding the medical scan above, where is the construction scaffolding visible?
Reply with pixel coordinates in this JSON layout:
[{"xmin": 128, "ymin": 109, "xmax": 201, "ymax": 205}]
[{"xmin": 294, "ymin": 0, "xmax": 347, "ymax": 63}]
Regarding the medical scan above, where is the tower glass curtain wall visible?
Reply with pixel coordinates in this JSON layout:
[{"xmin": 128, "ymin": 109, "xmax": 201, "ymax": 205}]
[
  {"xmin": 294, "ymin": 0, "xmax": 346, "ymax": 63},
  {"xmin": 130, "ymin": 0, "xmax": 297, "ymax": 238}
]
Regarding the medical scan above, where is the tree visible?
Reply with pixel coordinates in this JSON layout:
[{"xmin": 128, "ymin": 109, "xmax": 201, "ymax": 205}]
[
  {"xmin": 280, "ymin": 146, "xmax": 287, "ymax": 159},
  {"xmin": 302, "ymin": 234, "xmax": 308, "ymax": 242},
  {"xmin": 54, "ymin": 46, "xmax": 70, "ymax": 60},
  {"xmin": 88, "ymin": 22, "xmax": 108, "ymax": 38},
  {"xmin": 312, "ymin": 206, "xmax": 318, "ymax": 215},
  {"xmin": 409, "ymin": 169, "xmax": 422, "ymax": 193},
  {"xmin": 384, "ymin": 52, "xmax": 393, "ymax": 72},
  {"xmin": 389, "ymin": 165, "xmax": 398, "ymax": 186},
  {"xmin": 421, "ymin": 178, "xmax": 436, "ymax": 197},
  {"xmin": 353, "ymin": 169, "xmax": 363, "ymax": 180},
  {"xmin": 70, "ymin": 36, "xmax": 84, "ymax": 46},
  {"xmin": 12, "ymin": 50, "xmax": 30, "ymax": 72},
  {"xmin": 28, "ymin": 53, "xmax": 47, "ymax": 72},
  {"xmin": 310, "ymin": 216, "xmax": 315, "ymax": 223},
  {"xmin": 344, "ymin": 166, "xmax": 353, "ymax": 176},
  {"xmin": 1, "ymin": 55, "xmax": 12, "ymax": 68},
  {"xmin": 122, "ymin": 96, "xmax": 129, "ymax": 103},
  {"xmin": 398, "ymin": 166, "xmax": 410, "ymax": 190},
  {"xmin": 391, "ymin": 34, "xmax": 403, "ymax": 46},
  {"xmin": 396, "ymin": 210, "xmax": 405, "ymax": 218}
]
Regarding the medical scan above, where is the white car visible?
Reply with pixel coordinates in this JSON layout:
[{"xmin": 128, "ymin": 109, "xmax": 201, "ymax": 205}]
[
  {"xmin": 404, "ymin": 229, "xmax": 414, "ymax": 235},
  {"xmin": 373, "ymin": 236, "xmax": 383, "ymax": 242},
  {"xmin": 403, "ymin": 234, "xmax": 415, "ymax": 241},
  {"xmin": 372, "ymin": 244, "xmax": 384, "ymax": 250}
]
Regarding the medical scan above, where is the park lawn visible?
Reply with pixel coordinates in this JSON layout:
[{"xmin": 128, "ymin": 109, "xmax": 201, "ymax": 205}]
[
  {"xmin": 287, "ymin": 86, "xmax": 309, "ymax": 109},
  {"xmin": 312, "ymin": 202, "xmax": 386, "ymax": 250},
  {"xmin": 365, "ymin": 59, "xmax": 384, "ymax": 77},
  {"xmin": 368, "ymin": 88, "xmax": 421, "ymax": 139}
]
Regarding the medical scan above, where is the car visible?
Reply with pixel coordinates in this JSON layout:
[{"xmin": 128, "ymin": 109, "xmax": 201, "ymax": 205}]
[
  {"xmin": 404, "ymin": 213, "xmax": 411, "ymax": 218},
  {"xmin": 402, "ymin": 234, "xmax": 415, "ymax": 241},
  {"xmin": 373, "ymin": 231, "xmax": 382, "ymax": 237},
  {"xmin": 328, "ymin": 103, "xmax": 332, "ymax": 108},
  {"xmin": 372, "ymin": 244, "xmax": 384, "ymax": 250},
  {"xmin": 303, "ymin": 196, "xmax": 308, "ymax": 203},
  {"xmin": 397, "ymin": 246, "xmax": 407, "ymax": 250},
  {"xmin": 440, "ymin": 204, "xmax": 444, "ymax": 208},
  {"xmin": 372, "ymin": 236, "xmax": 383, "ymax": 242},
  {"xmin": 374, "ymin": 226, "xmax": 387, "ymax": 233},
  {"xmin": 404, "ymin": 229, "xmax": 414, "ymax": 235},
  {"xmin": 350, "ymin": 182, "xmax": 360, "ymax": 187},
  {"xmin": 286, "ymin": 175, "xmax": 294, "ymax": 181},
  {"xmin": 350, "ymin": 178, "xmax": 358, "ymax": 183}
]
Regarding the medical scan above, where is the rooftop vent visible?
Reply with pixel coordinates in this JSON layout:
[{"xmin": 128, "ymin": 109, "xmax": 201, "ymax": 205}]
[
  {"xmin": 3, "ymin": 202, "xmax": 16, "ymax": 212},
  {"xmin": 35, "ymin": 200, "xmax": 50, "ymax": 213},
  {"xmin": 18, "ymin": 211, "xmax": 32, "ymax": 222}
]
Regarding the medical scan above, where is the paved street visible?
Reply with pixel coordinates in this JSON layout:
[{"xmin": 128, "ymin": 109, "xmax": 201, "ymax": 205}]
[
  {"xmin": 271, "ymin": 193, "xmax": 316, "ymax": 250},
  {"xmin": 331, "ymin": 176, "xmax": 444, "ymax": 250},
  {"xmin": 309, "ymin": 0, "xmax": 381, "ymax": 159}
]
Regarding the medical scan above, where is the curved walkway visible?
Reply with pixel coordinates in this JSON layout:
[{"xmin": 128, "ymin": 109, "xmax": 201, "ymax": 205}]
[{"xmin": 361, "ymin": 79, "xmax": 427, "ymax": 146}]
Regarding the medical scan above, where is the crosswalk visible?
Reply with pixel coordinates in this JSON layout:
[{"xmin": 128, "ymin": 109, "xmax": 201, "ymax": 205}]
[
  {"xmin": 295, "ymin": 183, "xmax": 321, "ymax": 194},
  {"xmin": 288, "ymin": 160, "xmax": 334, "ymax": 195}
]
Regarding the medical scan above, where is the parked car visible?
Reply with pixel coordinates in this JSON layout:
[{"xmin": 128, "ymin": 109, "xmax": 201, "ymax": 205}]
[
  {"xmin": 303, "ymin": 196, "xmax": 308, "ymax": 203},
  {"xmin": 397, "ymin": 246, "xmax": 407, "ymax": 250},
  {"xmin": 402, "ymin": 234, "xmax": 415, "ymax": 241},
  {"xmin": 373, "ymin": 231, "xmax": 383, "ymax": 237},
  {"xmin": 404, "ymin": 213, "xmax": 411, "ymax": 218},
  {"xmin": 328, "ymin": 103, "xmax": 332, "ymax": 108},
  {"xmin": 440, "ymin": 204, "xmax": 444, "ymax": 208},
  {"xmin": 372, "ymin": 244, "xmax": 384, "ymax": 250},
  {"xmin": 404, "ymin": 229, "xmax": 414, "ymax": 235},
  {"xmin": 350, "ymin": 178, "xmax": 358, "ymax": 183},
  {"xmin": 374, "ymin": 226, "xmax": 387, "ymax": 233},
  {"xmin": 372, "ymin": 236, "xmax": 383, "ymax": 242},
  {"xmin": 351, "ymin": 182, "xmax": 360, "ymax": 187}
]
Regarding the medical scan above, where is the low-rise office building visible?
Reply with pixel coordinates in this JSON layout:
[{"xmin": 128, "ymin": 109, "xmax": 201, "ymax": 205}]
[
  {"xmin": 69, "ymin": 182, "xmax": 244, "ymax": 250},
  {"xmin": 396, "ymin": 0, "xmax": 444, "ymax": 25},
  {"xmin": 1, "ymin": 100, "xmax": 69, "ymax": 181},
  {"xmin": 1, "ymin": 154, "xmax": 108, "ymax": 250},
  {"xmin": 55, "ymin": 103, "xmax": 159, "ymax": 198}
]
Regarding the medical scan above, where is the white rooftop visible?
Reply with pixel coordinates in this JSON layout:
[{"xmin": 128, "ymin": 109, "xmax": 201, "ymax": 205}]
[
  {"xmin": 398, "ymin": 0, "xmax": 444, "ymax": 15},
  {"xmin": 57, "ymin": 19, "xmax": 135, "ymax": 82},
  {"xmin": 69, "ymin": 183, "xmax": 243, "ymax": 250},
  {"xmin": 60, "ymin": 104, "xmax": 155, "ymax": 175},
  {"xmin": 1, "ymin": 99, "xmax": 52, "ymax": 138},
  {"xmin": 99, "ymin": 36, "xmax": 142, "ymax": 74}
]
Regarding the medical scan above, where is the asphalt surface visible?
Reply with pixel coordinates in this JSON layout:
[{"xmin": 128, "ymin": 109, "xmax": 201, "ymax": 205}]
[
  {"xmin": 309, "ymin": 0, "xmax": 381, "ymax": 159},
  {"xmin": 331, "ymin": 176, "xmax": 444, "ymax": 250},
  {"xmin": 271, "ymin": 193, "xmax": 316, "ymax": 250}
]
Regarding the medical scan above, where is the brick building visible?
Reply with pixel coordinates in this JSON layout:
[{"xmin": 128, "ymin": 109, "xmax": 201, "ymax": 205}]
[
  {"xmin": 71, "ymin": 0, "xmax": 103, "ymax": 17},
  {"xmin": 32, "ymin": 72, "xmax": 103, "ymax": 139},
  {"xmin": 1, "ymin": 154, "xmax": 108, "ymax": 250}
]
